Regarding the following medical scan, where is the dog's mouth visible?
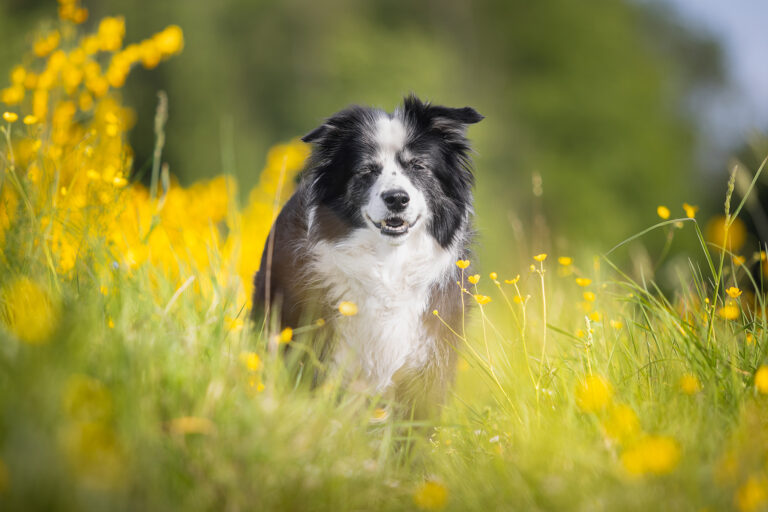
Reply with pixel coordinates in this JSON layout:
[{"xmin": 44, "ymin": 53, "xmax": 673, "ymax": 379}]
[{"xmin": 366, "ymin": 214, "xmax": 420, "ymax": 237}]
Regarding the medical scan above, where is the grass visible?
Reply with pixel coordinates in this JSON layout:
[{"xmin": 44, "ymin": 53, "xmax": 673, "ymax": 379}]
[{"xmin": 2, "ymin": 5, "xmax": 768, "ymax": 511}]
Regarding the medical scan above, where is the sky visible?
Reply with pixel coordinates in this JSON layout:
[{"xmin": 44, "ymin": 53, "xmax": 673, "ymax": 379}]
[{"xmin": 656, "ymin": 0, "xmax": 768, "ymax": 147}]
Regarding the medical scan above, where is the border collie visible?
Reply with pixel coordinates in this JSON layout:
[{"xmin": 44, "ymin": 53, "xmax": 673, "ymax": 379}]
[{"xmin": 252, "ymin": 95, "xmax": 482, "ymax": 418}]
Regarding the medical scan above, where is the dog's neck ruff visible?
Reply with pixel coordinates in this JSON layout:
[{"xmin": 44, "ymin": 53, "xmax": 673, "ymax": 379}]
[{"xmin": 309, "ymin": 224, "xmax": 456, "ymax": 393}]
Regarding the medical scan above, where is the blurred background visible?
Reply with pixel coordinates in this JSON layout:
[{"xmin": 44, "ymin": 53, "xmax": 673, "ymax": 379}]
[{"xmin": 2, "ymin": 0, "xmax": 767, "ymax": 271}]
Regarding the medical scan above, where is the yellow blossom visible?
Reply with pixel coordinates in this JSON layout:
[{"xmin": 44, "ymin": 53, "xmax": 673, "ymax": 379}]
[
  {"xmin": 239, "ymin": 352, "xmax": 262, "ymax": 372},
  {"xmin": 2, "ymin": 112, "xmax": 18, "ymax": 123},
  {"xmin": 22, "ymin": 115, "xmax": 37, "ymax": 125},
  {"xmin": 718, "ymin": 304, "xmax": 740, "ymax": 321},
  {"xmin": 371, "ymin": 408, "xmax": 389, "ymax": 421},
  {"xmin": 602, "ymin": 403, "xmax": 640, "ymax": 443},
  {"xmin": 413, "ymin": 480, "xmax": 448, "ymax": 510},
  {"xmin": 504, "ymin": 275, "xmax": 520, "ymax": 285},
  {"xmin": 583, "ymin": 291, "xmax": 596, "ymax": 302},
  {"xmin": 533, "ymin": 253, "xmax": 547, "ymax": 262},
  {"xmin": 315, "ymin": 318, "xmax": 326, "ymax": 326},
  {"xmin": 707, "ymin": 215, "xmax": 746, "ymax": 251},
  {"xmin": 755, "ymin": 365, "xmax": 768, "ymax": 394},
  {"xmin": 575, "ymin": 375, "xmax": 613, "ymax": 413},
  {"xmin": 589, "ymin": 311, "xmax": 602, "ymax": 323},
  {"xmin": 558, "ymin": 256, "xmax": 573, "ymax": 266},
  {"xmin": 455, "ymin": 259, "xmax": 470, "ymax": 269},
  {"xmin": 726, "ymin": 286, "xmax": 743, "ymax": 298},
  {"xmin": 575, "ymin": 277, "xmax": 592, "ymax": 287},
  {"xmin": 609, "ymin": 319, "xmax": 624, "ymax": 330},
  {"xmin": 679, "ymin": 374, "xmax": 702, "ymax": 395},
  {"xmin": 621, "ymin": 436, "xmax": 680, "ymax": 476},
  {"xmin": 736, "ymin": 476, "xmax": 768, "ymax": 512},
  {"xmin": 657, "ymin": 206, "xmax": 670, "ymax": 220},
  {"xmin": 474, "ymin": 294, "xmax": 492, "ymax": 305},
  {"xmin": 682, "ymin": 203, "xmax": 698, "ymax": 219},
  {"xmin": 513, "ymin": 295, "xmax": 524, "ymax": 304},
  {"xmin": 1, "ymin": 277, "xmax": 60, "ymax": 344},
  {"xmin": 489, "ymin": 272, "xmax": 498, "ymax": 280},
  {"xmin": 338, "ymin": 301, "xmax": 358, "ymax": 316},
  {"xmin": 279, "ymin": 327, "xmax": 293, "ymax": 343},
  {"xmin": 576, "ymin": 328, "xmax": 586, "ymax": 338},
  {"xmin": 169, "ymin": 416, "xmax": 215, "ymax": 436},
  {"xmin": 747, "ymin": 333, "xmax": 755, "ymax": 345},
  {"xmin": 468, "ymin": 274, "xmax": 480, "ymax": 284}
]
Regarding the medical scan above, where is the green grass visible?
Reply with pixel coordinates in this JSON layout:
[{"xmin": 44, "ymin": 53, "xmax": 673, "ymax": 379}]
[{"xmin": 2, "ymin": 175, "xmax": 768, "ymax": 512}]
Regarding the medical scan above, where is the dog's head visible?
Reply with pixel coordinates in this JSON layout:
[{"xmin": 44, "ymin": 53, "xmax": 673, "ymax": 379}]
[{"xmin": 303, "ymin": 95, "xmax": 483, "ymax": 248}]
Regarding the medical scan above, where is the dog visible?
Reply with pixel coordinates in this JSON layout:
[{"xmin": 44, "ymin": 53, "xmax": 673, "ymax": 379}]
[{"xmin": 252, "ymin": 95, "xmax": 482, "ymax": 419}]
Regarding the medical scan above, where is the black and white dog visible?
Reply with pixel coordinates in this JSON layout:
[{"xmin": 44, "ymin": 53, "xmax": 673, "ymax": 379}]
[{"xmin": 253, "ymin": 95, "xmax": 482, "ymax": 418}]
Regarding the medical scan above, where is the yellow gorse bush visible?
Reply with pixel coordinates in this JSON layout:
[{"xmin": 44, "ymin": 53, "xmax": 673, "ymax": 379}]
[{"xmin": 0, "ymin": 2, "xmax": 308, "ymax": 326}]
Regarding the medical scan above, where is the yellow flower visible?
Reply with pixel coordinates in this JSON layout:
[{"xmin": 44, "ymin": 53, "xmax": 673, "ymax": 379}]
[
  {"xmin": 239, "ymin": 352, "xmax": 262, "ymax": 372},
  {"xmin": 338, "ymin": 301, "xmax": 358, "ymax": 316},
  {"xmin": 733, "ymin": 255, "xmax": 746, "ymax": 266},
  {"xmin": 657, "ymin": 206, "xmax": 671, "ymax": 220},
  {"xmin": 2, "ymin": 111, "xmax": 18, "ymax": 123},
  {"xmin": 413, "ymin": 480, "xmax": 448, "ymax": 510},
  {"xmin": 153, "ymin": 25, "xmax": 185, "ymax": 56},
  {"xmin": 583, "ymin": 291, "xmax": 596, "ymax": 302},
  {"xmin": 682, "ymin": 203, "xmax": 698, "ymax": 219},
  {"xmin": 755, "ymin": 365, "xmax": 768, "ymax": 394},
  {"xmin": 371, "ymin": 408, "xmax": 389, "ymax": 421},
  {"xmin": 609, "ymin": 319, "xmax": 624, "ymax": 330},
  {"xmin": 575, "ymin": 375, "xmax": 613, "ymax": 413},
  {"xmin": 279, "ymin": 327, "xmax": 293, "ymax": 343},
  {"xmin": 529, "ymin": 264, "xmax": 536, "ymax": 272},
  {"xmin": 707, "ymin": 215, "xmax": 746, "ymax": 251},
  {"xmin": 746, "ymin": 333, "xmax": 755, "ymax": 345},
  {"xmin": 575, "ymin": 277, "xmax": 592, "ymax": 287},
  {"xmin": 621, "ymin": 435, "xmax": 680, "ymax": 476},
  {"xmin": 1, "ymin": 277, "xmax": 60, "ymax": 344},
  {"xmin": 558, "ymin": 256, "xmax": 573, "ymax": 266},
  {"xmin": 602, "ymin": 403, "xmax": 640, "ymax": 443},
  {"xmin": 107, "ymin": 318, "xmax": 114, "ymax": 329},
  {"xmin": 513, "ymin": 295, "xmax": 524, "ymax": 304},
  {"xmin": 589, "ymin": 311, "xmax": 602, "ymax": 323},
  {"xmin": 22, "ymin": 115, "xmax": 37, "ymax": 125},
  {"xmin": 489, "ymin": 272, "xmax": 498, "ymax": 280},
  {"xmin": 718, "ymin": 304, "xmax": 740, "ymax": 321},
  {"xmin": 679, "ymin": 374, "xmax": 702, "ymax": 395},
  {"xmin": 97, "ymin": 16, "xmax": 126, "ymax": 52},
  {"xmin": 533, "ymin": 253, "xmax": 547, "ymax": 262},
  {"xmin": 736, "ymin": 476, "xmax": 768, "ymax": 512},
  {"xmin": 315, "ymin": 318, "xmax": 326, "ymax": 327},
  {"xmin": 468, "ymin": 274, "xmax": 480, "ymax": 284},
  {"xmin": 576, "ymin": 328, "xmax": 586, "ymax": 338},
  {"xmin": 726, "ymin": 286, "xmax": 742, "ymax": 299},
  {"xmin": 504, "ymin": 275, "xmax": 520, "ymax": 285},
  {"xmin": 455, "ymin": 259, "xmax": 470, "ymax": 269},
  {"xmin": 169, "ymin": 416, "xmax": 215, "ymax": 436},
  {"xmin": 474, "ymin": 294, "xmax": 492, "ymax": 305}
]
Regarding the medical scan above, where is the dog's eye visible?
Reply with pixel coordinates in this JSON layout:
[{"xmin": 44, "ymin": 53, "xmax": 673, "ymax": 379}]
[
  {"xmin": 360, "ymin": 164, "xmax": 381, "ymax": 175},
  {"xmin": 410, "ymin": 161, "xmax": 426, "ymax": 171}
]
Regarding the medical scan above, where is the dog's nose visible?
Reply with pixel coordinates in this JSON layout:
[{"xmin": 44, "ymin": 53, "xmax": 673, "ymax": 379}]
[{"xmin": 381, "ymin": 189, "xmax": 410, "ymax": 212}]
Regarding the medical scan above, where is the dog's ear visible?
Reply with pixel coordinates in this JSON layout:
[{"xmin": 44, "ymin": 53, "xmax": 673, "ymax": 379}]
[
  {"xmin": 402, "ymin": 94, "xmax": 483, "ymax": 133},
  {"xmin": 301, "ymin": 124, "xmax": 331, "ymax": 143}
]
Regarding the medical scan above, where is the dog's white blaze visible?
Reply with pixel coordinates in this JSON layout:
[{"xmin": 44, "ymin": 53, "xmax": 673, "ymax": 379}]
[
  {"xmin": 310, "ymin": 228, "xmax": 454, "ymax": 394},
  {"xmin": 364, "ymin": 115, "xmax": 429, "ymax": 240}
]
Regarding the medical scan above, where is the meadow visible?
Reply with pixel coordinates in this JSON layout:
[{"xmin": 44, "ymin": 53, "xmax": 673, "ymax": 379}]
[{"xmin": 1, "ymin": 3, "xmax": 768, "ymax": 511}]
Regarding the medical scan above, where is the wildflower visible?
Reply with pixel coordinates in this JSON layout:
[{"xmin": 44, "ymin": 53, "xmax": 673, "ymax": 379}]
[
  {"xmin": 621, "ymin": 436, "xmax": 680, "ymax": 476},
  {"xmin": 682, "ymin": 203, "xmax": 698, "ymax": 219},
  {"xmin": 489, "ymin": 272, "xmax": 498, "ymax": 280},
  {"xmin": 558, "ymin": 256, "xmax": 573, "ymax": 266},
  {"xmin": 576, "ymin": 329, "xmax": 586, "ymax": 338},
  {"xmin": 107, "ymin": 318, "xmax": 114, "ymax": 329},
  {"xmin": 575, "ymin": 375, "xmax": 613, "ymax": 413},
  {"xmin": 315, "ymin": 318, "xmax": 326, "ymax": 326},
  {"xmin": 169, "ymin": 416, "xmax": 215, "ymax": 436},
  {"xmin": 2, "ymin": 112, "xmax": 18, "ymax": 123},
  {"xmin": 583, "ymin": 291, "xmax": 596, "ymax": 302},
  {"xmin": 602, "ymin": 403, "xmax": 640, "ymax": 443},
  {"xmin": 718, "ymin": 304, "xmax": 740, "ymax": 320},
  {"xmin": 1, "ymin": 277, "xmax": 60, "ymax": 344},
  {"xmin": 248, "ymin": 375, "xmax": 265, "ymax": 392},
  {"xmin": 239, "ymin": 352, "xmax": 262, "ymax": 372},
  {"xmin": 413, "ymin": 480, "xmax": 448, "ymax": 510},
  {"xmin": 657, "ymin": 206, "xmax": 671, "ymax": 220},
  {"xmin": 504, "ymin": 275, "xmax": 520, "ymax": 285},
  {"xmin": 338, "ymin": 301, "xmax": 358, "ymax": 316},
  {"xmin": 575, "ymin": 277, "xmax": 592, "ymax": 287},
  {"xmin": 707, "ymin": 216, "xmax": 746, "ymax": 251},
  {"xmin": 513, "ymin": 295, "xmax": 524, "ymax": 304},
  {"xmin": 747, "ymin": 333, "xmax": 755, "ymax": 345},
  {"xmin": 610, "ymin": 319, "xmax": 624, "ymax": 330},
  {"xmin": 726, "ymin": 286, "xmax": 743, "ymax": 298},
  {"xmin": 455, "ymin": 259, "xmax": 470, "ymax": 269},
  {"xmin": 679, "ymin": 374, "xmax": 702, "ymax": 395},
  {"xmin": 371, "ymin": 408, "xmax": 389, "ymax": 421},
  {"xmin": 468, "ymin": 274, "xmax": 480, "ymax": 284},
  {"xmin": 21, "ymin": 115, "xmax": 37, "ymax": 126},
  {"xmin": 279, "ymin": 327, "xmax": 293, "ymax": 343},
  {"xmin": 533, "ymin": 253, "xmax": 547, "ymax": 262},
  {"xmin": 432, "ymin": 309, "xmax": 438, "ymax": 316},
  {"xmin": 589, "ymin": 311, "xmax": 602, "ymax": 323},
  {"xmin": 736, "ymin": 476, "xmax": 768, "ymax": 512},
  {"xmin": 474, "ymin": 294, "xmax": 491, "ymax": 305},
  {"xmin": 755, "ymin": 365, "xmax": 768, "ymax": 394},
  {"xmin": 529, "ymin": 264, "xmax": 535, "ymax": 272}
]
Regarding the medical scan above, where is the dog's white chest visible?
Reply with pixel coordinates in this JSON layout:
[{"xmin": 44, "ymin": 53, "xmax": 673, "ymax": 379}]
[{"xmin": 310, "ymin": 229, "xmax": 454, "ymax": 392}]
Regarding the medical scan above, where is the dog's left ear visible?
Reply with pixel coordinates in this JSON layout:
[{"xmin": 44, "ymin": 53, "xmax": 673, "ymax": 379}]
[{"xmin": 402, "ymin": 95, "xmax": 484, "ymax": 134}]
